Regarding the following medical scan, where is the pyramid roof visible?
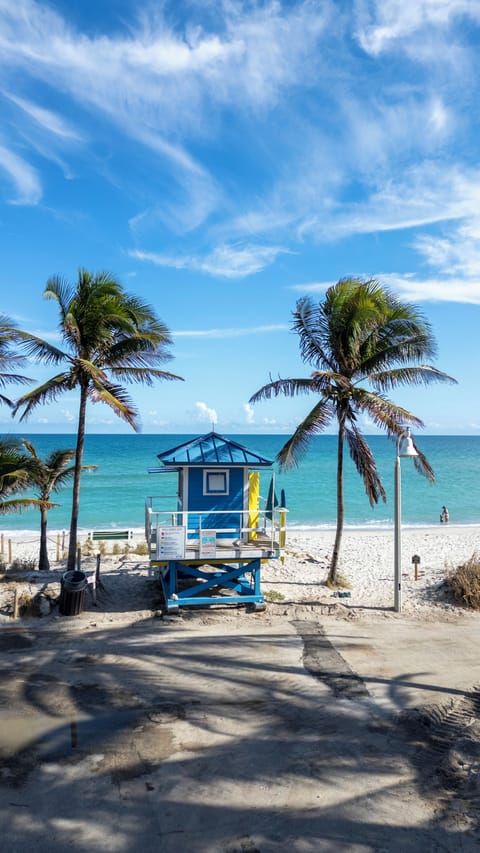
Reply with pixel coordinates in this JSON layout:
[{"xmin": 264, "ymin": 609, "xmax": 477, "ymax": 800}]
[{"xmin": 156, "ymin": 431, "xmax": 273, "ymax": 468}]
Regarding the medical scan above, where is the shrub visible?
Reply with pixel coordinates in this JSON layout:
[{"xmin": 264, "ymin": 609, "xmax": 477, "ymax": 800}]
[
  {"xmin": 264, "ymin": 589, "xmax": 284, "ymax": 602},
  {"xmin": 326, "ymin": 573, "xmax": 351, "ymax": 590},
  {"xmin": 112, "ymin": 543, "xmax": 121, "ymax": 555},
  {"xmin": 10, "ymin": 558, "xmax": 37, "ymax": 572},
  {"xmin": 135, "ymin": 541, "xmax": 149, "ymax": 556},
  {"xmin": 445, "ymin": 553, "xmax": 480, "ymax": 609}
]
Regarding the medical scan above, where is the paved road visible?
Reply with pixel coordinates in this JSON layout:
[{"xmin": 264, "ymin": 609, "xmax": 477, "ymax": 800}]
[{"xmin": 0, "ymin": 610, "xmax": 479, "ymax": 852}]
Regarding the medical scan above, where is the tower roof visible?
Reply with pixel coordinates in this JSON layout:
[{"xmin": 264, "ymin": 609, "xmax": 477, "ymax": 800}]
[{"xmin": 156, "ymin": 431, "xmax": 273, "ymax": 468}]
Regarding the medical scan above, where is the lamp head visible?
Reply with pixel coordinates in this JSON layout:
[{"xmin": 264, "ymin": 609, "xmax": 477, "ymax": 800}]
[{"xmin": 397, "ymin": 427, "xmax": 418, "ymax": 458}]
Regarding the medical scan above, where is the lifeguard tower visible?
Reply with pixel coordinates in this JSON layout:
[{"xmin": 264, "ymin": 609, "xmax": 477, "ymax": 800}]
[{"xmin": 145, "ymin": 431, "xmax": 286, "ymax": 612}]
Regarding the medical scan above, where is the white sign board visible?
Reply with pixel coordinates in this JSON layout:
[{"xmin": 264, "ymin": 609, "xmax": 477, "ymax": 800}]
[
  {"xmin": 199, "ymin": 531, "xmax": 216, "ymax": 559},
  {"xmin": 157, "ymin": 526, "xmax": 186, "ymax": 560}
]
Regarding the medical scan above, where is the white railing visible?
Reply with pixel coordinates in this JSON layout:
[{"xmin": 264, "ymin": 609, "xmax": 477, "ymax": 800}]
[{"xmin": 145, "ymin": 497, "xmax": 287, "ymax": 554}]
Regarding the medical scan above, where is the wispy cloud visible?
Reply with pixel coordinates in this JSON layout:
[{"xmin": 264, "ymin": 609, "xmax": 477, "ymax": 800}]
[
  {"xmin": 174, "ymin": 324, "xmax": 288, "ymax": 339},
  {"xmin": 377, "ymin": 272, "xmax": 480, "ymax": 304},
  {"xmin": 298, "ymin": 163, "xmax": 480, "ymax": 241},
  {"xmin": 130, "ymin": 243, "xmax": 292, "ymax": 278},
  {"xmin": 354, "ymin": 0, "xmax": 480, "ymax": 56},
  {"xmin": 0, "ymin": 142, "xmax": 41, "ymax": 204},
  {"xmin": 5, "ymin": 93, "xmax": 82, "ymax": 140}
]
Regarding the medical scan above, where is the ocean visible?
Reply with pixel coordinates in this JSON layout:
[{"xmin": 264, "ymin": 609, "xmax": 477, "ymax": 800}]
[{"xmin": 1, "ymin": 433, "xmax": 479, "ymax": 533}]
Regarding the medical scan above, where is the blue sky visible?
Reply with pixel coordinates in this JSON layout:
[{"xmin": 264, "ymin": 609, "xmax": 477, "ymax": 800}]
[{"xmin": 1, "ymin": 0, "xmax": 479, "ymax": 436}]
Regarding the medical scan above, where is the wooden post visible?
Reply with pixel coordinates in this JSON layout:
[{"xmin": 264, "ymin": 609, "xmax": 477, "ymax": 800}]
[
  {"xmin": 56, "ymin": 533, "xmax": 60, "ymax": 562},
  {"xmin": 1, "ymin": 533, "xmax": 4, "ymax": 559},
  {"xmin": 76, "ymin": 546, "xmax": 81, "ymax": 572},
  {"xmin": 8, "ymin": 539, "xmax": 12, "ymax": 565},
  {"xmin": 412, "ymin": 554, "xmax": 421, "ymax": 581},
  {"xmin": 96, "ymin": 552, "xmax": 101, "ymax": 583},
  {"xmin": 13, "ymin": 588, "xmax": 19, "ymax": 619},
  {"xmin": 62, "ymin": 530, "xmax": 66, "ymax": 553}
]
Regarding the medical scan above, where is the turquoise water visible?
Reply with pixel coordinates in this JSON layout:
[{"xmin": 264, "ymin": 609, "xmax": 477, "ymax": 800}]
[{"xmin": 1, "ymin": 433, "xmax": 479, "ymax": 532}]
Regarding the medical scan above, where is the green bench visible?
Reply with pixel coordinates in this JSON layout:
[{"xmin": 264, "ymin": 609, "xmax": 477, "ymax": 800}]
[{"xmin": 88, "ymin": 530, "xmax": 133, "ymax": 542}]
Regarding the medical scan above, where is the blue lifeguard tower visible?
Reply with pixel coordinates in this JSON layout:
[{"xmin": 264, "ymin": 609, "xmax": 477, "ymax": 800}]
[{"xmin": 145, "ymin": 432, "xmax": 286, "ymax": 612}]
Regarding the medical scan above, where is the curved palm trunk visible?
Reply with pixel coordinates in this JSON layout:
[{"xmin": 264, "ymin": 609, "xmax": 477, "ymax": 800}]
[
  {"xmin": 67, "ymin": 385, "xmax": 88, "ymax": 571},
  {"xmin": 328, "ymin": 418, "xmax": 345, "ymax": 585},
  {"xmin": 39, "ymin": 504, "xmax": 50, "ymax": 571}
]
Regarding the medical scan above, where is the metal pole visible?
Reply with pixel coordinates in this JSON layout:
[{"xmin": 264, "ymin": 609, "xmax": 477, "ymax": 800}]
[{"xmin": 394, "ymin": 452, "xmax": 402, "ymax": 613}]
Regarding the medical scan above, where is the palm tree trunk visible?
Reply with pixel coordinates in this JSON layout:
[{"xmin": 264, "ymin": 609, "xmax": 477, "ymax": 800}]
[
  {"xmin": 328, "ymin": 418, "xmax": 345, "ymax": 585},
  {"xmin": 67, "ymin": 385, "xmax": 88, "ymax": 571},
  {"xmin": 39, "ymin": 505, "xmax": 50, "ymax": 571}
]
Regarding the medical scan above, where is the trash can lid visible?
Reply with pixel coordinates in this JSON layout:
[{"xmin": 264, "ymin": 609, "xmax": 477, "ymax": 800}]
[{"xmin": 63, "ymin": 570, "xmax": 87, "ymax": 582}]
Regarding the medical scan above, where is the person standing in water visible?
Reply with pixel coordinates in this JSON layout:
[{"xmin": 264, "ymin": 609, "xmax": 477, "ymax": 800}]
[{"xmin": 440, "ymin": 506, "xmax": 449, "ymax": 523}]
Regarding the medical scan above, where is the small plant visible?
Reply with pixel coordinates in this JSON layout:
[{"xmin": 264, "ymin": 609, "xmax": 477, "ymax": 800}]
[
  {"xmin": 264, "ymin": 589, "xmax": 285, "ymax": 602},
  {"xmin": 135, "ymin": 541, "xmax": 149, "ymax": 556},
  {"xmin": 445, "ymin": 553, "xmax": 480, "ymax": 609},
  {"xmin": 112, "ymin": 543, "xmax": 122, "ymax": 555},
  {"xmin": 122, "ymin": 543, "xmax": 131, "ymax": 555},
  {"xmin": 9, "ymin": 558, "xmax": 37, "ymax": 572},
  {"xmin": 82, "ymin": 540, "xmax": 95, "ymax": 556},
  {"xmin": 17, "ymin": 591, "xmax": 34, "ymax": 616},
  {"xmin": 97, "ymin": 540, "xmax": 108, "ymax": 557},
  {"xmin": 326, "ymin": 573, "xmax": 351, "ymax": 591}
]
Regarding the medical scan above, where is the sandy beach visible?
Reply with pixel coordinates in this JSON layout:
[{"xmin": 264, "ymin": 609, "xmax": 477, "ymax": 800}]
[
  {"xmin": 1, "ymin": 526, "xmax": 479, "ymax": 851},
  {"xmin": 2, "ymin": 524, "xmax": 479, "ymax": 617}
]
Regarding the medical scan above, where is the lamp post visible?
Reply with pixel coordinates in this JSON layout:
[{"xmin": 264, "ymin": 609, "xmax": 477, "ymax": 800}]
[{"xmin": 394, "ymin": 427, "xmax": 418, "ymax": 613}]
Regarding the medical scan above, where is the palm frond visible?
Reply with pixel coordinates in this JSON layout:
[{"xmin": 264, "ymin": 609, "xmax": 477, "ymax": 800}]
[
  {"xmin": 15, "ymin": 332, "xmax": 68, "ymax": 365},
  {"xmin": 88, "ymin": 378, "xmax": 139, "ymax": 430},
  {"xmin": 412, "ymin": 443, "xmax": 435, "ymax": 483},
  {"xmin": 105, "ymin": 336, "xmax": 174, "ymax": 366},
  {"xmin": 109, "ymin": 367, "xmax": 183, "ymax": 385},
  {"xmin": 0, "ymin": 497, "xmax": 46, "ymax": 515},
  {"xmin": 0, "ymin": 371, "xmax": 32, "ymax": 388},
  {"xmin": 369, "ymin": 365, "xmax": 457, "ymax": 392},
  {"xmin": 13, "ymin": 373, "xmax": 73, "ymax": 421},
  {"xmin": 249, "ymin": 377, "xmax": 317, "ymax": 404},
  {"xmin": 277, "ymin": 399, "xmax": 334, "ymax": 469},
  {"xmin": 351, "ymin": 388, "xmax": 424, "ymax": 436},
  {"xmin": 44, "ymin": 275, "xmax": 75, "ymax": 322},
  {"xmin": 344, "ymin": 425, "xmax": 386, "ymax": 506},
  {"xmin": 292, "ymin": 297, "xmax": 335, "ymax": 370}
]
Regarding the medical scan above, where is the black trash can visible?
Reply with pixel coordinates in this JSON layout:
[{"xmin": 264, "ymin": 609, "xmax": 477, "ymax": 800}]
[{"xmin": 59, "ymin": 570, "xmax": 87, "ymax": 616}]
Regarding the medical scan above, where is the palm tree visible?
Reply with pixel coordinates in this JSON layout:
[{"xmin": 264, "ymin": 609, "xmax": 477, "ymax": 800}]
[
  {"xmin": 21, "ymin": 441, "xmax": 77, "ymax": 571},
  {"xmin": 0, "ymin": 314, "xmax": 31, "ymax": 407},
  {"xmin": 0, "ymin": 437, "xmax": 40, "ymax": 515},
  {"xmin": 14, "ymin": 269, "xmax": 183, "ymax": 570},
  {"xmin": 250, "ymin": 278, "xmax": 456, "ymax": 584}
]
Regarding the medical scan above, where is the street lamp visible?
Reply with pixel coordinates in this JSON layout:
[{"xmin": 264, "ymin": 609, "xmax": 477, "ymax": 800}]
[{"xmin": 394, "ymin": 427, "xmax": 418, "ymax": 613}]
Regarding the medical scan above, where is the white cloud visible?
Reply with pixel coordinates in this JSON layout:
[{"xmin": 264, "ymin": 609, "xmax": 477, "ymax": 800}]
[
  {"xmin": 196, "ymin": 401, "xmax": 217, "ymax": 425},
  {"xmin": 299, "ymin": 163, "xmax": 480, "ymax": 241},
  {"xmin": 6, "ymin": 93, "xmax": 82, "ymax": 140},
  {"xmin": 0, "ymin": 142, "xmax": 41, "ymax": 204},
  {"xmin": 415, "ymin": 220, "xmax": 480, "ymax": 278},
  {"xmin": 289, "ymin": 281, "xmax": 330, "ymax": 293},
  {"xmin": 0, "ymin": 1, "xmax": 329, "ymax": 153},
  {"xmin": 61, "ymin": 409, "xmax": 75, "ymax": 423},
  {"xmin": 130, "ymin": 243, "xmax": 291, "ymax": 278},
  {"xmin": 173, "ymin": 324, "xmax": 288, "ymax": 339},
  {"xmin": 243, "ymin": 403, "xmax": 255, "ymax": 425},
  {"xmin": 354, "ymin": 0, "xmax": 480, "ymax": 56},
  {"xmin": 376, "ymin": 272, "xmax": 480, "ymax": 304}
]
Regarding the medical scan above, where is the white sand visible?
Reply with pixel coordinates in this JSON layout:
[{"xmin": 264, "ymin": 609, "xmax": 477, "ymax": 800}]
[
  {"xmin": 1, "ymin": 524, "xmax": 479, "ymax": 618},
  {"xmin": 262, "ymin": 525, "xmax": 480, "ymax": 616}
]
